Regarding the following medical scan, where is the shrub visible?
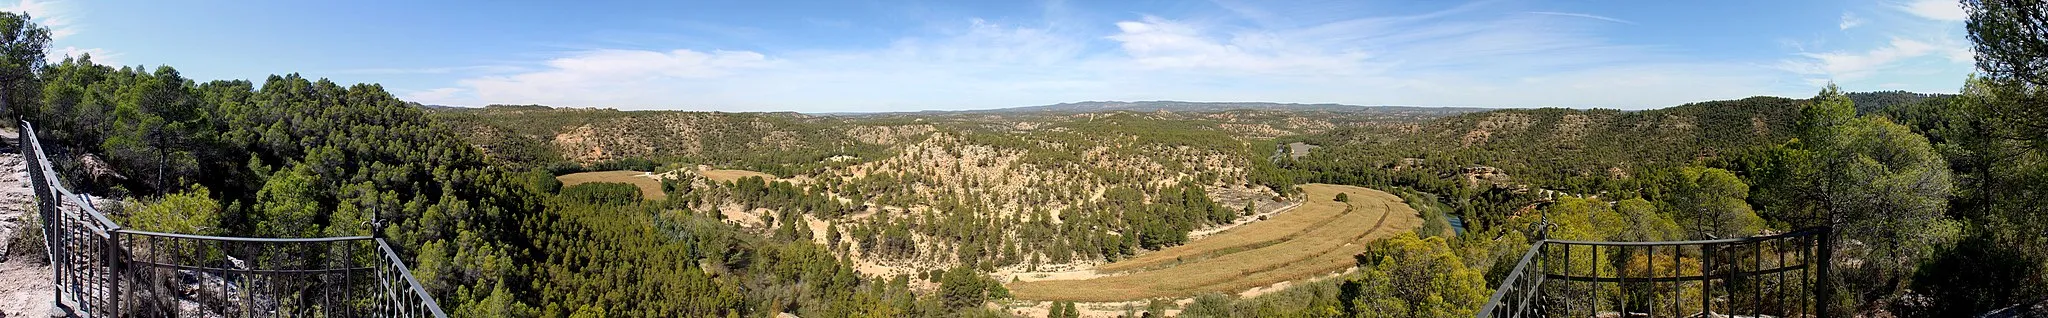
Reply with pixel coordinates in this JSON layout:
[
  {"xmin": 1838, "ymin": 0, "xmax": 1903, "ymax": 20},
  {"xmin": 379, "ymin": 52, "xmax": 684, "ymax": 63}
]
[{"xmin": 6, "ymin": 203, "xmax": 47, "ymax": 264}]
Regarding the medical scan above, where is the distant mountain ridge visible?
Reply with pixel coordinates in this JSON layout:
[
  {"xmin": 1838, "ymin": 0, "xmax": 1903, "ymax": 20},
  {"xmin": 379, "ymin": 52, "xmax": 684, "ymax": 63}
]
[
  {"xmin": 419, "ymin": 92, "xmax": 1934, "ymax": 115},
  {"xmin": 1845, "ymin": 91, "xmax": 1954, "ymax": 115},
  {"xmin": 968, "ymin": 101, "xmax": 1491, "ymax": 114}
]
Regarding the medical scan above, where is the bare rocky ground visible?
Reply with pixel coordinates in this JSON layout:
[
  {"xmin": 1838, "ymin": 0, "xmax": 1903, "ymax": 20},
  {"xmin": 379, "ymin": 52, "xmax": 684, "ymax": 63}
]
[{"xmin": 0, "ymin": 128, "xmax": 54, "ymax": 317}]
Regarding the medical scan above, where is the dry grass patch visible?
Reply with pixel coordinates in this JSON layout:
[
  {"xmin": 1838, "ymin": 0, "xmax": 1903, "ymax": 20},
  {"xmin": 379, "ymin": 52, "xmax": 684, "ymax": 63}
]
[
  {"xmin": 557, "ymin": 170, "xmax": 666, "ymax": 200},
  {"xmin": 1009, "ymin": 184, "xmax": 1422, "ymax": 302},
  {"xmin": 701, "ymin": 169, "xmax": 777, "ymax": 182}
]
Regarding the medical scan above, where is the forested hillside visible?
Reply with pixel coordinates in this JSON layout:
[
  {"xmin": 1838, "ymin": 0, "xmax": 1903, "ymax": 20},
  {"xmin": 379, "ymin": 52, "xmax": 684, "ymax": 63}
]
[
  {"xmin": 1168, "ymin": 82, "xmax": 2044, "ymax": 317},
  {"xmin": 17, "ymin": 52, "xmax": 1024, "ymax": 317},
  {"xmin": 429, "ymin": 103, "xmax": 1468, "ymax": 276},
  {"xmin": 29, "ymin": 54, "xmax": 2037, "ymax": 317},
  {"xmin": 1257, "ymin": 96, "xmax": 1806, "ymax": 232},
  {"xmin": 8, "ymin": 1, "xmax": 2048, "ymax": 316},
  {"xmin": 421, "ymin": 85, "xmax": 1903, "ymax": 316}
]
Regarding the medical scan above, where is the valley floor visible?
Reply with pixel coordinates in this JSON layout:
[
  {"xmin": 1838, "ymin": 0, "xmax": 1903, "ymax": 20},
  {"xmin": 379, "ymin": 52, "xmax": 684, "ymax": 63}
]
[{"xmin": 1005, "ymin": 184, "xmax": 1421, "ymax": 303}]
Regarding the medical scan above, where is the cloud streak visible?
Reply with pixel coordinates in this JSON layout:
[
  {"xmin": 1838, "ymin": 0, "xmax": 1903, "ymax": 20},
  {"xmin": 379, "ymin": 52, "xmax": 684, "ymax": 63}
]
[
  {"xmin": 1780, "ymin": 0, "xmax": 1974, "ymax": 88},
  {"xmin": 403, "ymin": 3, "xmax": 1806, "ymax": 111},
  {"xmin": 49, "ymin": 46, "xmax": 114, "ymax": 64},
  {"xmin": 4, "ymin": 0, "xmax": 116, "ymax": 65},
  {"xmin": 2, "ymin": 0, "xmax": 75, "ymax": 39},
  {"xmin": 1107, "ymin": 16, "xmax": 1369, "ymax": 74},
  {"xmin": 1895, "ymin": 0, "xmax": 1966, "ymax": 21},
  {"xmin": 1781, "ymin": 37, "xmax": 1951, "ymax": 81},
  {"xmin": 336, "ymin": 65, "xmax": 525, "ymax": 75},
  {"xmin": 1526, "ymin": 11, "xmax": 1636, "ymax": 25},
  {"xmin": 445, "ymin": 49, "xmax": 775, "ymax": 108}
]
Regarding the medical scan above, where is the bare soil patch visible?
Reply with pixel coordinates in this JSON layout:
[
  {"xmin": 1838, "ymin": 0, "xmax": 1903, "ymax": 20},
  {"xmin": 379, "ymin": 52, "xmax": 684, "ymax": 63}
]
[
  {"xmin": 556, "ymin": 170, "xmax": 666, "ymax": 200},
  {"xmin": 699, "ymin": 168, "xmax": 776, "ymax": 183}
]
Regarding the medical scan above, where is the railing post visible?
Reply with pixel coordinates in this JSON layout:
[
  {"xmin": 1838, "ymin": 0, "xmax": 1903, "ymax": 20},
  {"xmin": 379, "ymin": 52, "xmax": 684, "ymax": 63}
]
[
  {"xmin": 1816, "ymin": 226, "xmax": 1832, "ymax": 318},
  {"xmin": 1701, "ymin": 243, "xmax": 1713, "ymax": 317},
  {"xmin": 106, "ymin": 231, "xmax": 121, "ymax": 315}
]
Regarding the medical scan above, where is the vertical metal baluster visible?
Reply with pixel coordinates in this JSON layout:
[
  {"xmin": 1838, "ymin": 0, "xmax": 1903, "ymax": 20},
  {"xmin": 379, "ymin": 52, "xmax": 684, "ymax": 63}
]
[
  {"xmin": 1778, "ymin": 239, "xmax": 1785, "ymax": 313},
  {"xmin": 149, "ymin": 235, "xmax": 159, "ymax": 317},
  {"xmin": 1652, "ymin": 245, "xmax": 1662, "ymax": 318},
  {"xmin": 1702, "ymin": 243, "xmax": 1713, "ymax": 317},
  {"xmin": 1565, "ymin": 243, "xmax": 1573, "ymax": 316},
  {"xmin": 345, "ymin": 240, "xmax": 353, "ymax": 318},
  {"xmin": 1670, "ymin": 244, "xmax": 1678, "ymax": 318},
  {"xmin": 320, "ymin": 241, "xmax": 328, "ymax": 317},
  {"xmin": 1593, "ymin": 244, "xmax": 1601, "ymax": 316},
  {"xmin": 219, "ymin": 238, "xmax": 226, "ymax": 317},
  {"xmin": 219, "ymin": 239, "xmax": 228, "ymax": 317},
  {"xmin": 1801, "ymin": 234, "xmax": 1811, "ymax": 318},
  {"xmin": 245, "ymin": 240, "xmax": 255, "ymax": 318},
  {"xmin": 229, "ymin": 239, "xmax": 238, "ymax": 318},
  {"xmin": 1622, "ymin": 245, "xmax": 1631, "ymax": 317},
  {"xmin": 1776, "ymin": 238, "xmax": 1786, "ymax": 316},
  {"xmin": 118, "ymin": 232, "xmax": 128, "ymax": 316},
  {"xmin": 264, "ymin": 241, "xmax": 273, "ymax": 318}
]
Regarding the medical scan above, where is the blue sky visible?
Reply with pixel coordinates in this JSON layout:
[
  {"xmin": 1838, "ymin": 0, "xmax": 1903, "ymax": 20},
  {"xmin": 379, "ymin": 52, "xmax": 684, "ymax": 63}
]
[{"xmin": 21, "ymin": 0, "xmax": 1974, "ymax": 112}]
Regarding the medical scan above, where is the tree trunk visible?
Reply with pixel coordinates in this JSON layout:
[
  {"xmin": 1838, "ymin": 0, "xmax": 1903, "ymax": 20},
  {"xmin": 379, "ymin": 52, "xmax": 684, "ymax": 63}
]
[
  {"xmin": 2, "ymin": 81, "xmax": 12, "ymax": 125},
  {"xmin": 156, "ymin": 130, "xmax": 166, "ymax": 194}
]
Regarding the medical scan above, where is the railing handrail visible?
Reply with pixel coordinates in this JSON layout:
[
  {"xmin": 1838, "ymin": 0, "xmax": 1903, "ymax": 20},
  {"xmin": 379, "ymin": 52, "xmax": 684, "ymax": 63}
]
[
  {"xmin": 1476, "ymin": 226, "xmax": 1833, "ymax": 318},
  {"xmin": 23, "ymin": 121, "xmax": 121, "ymax": 232},
  {"xmin": 116, "ymin": 229, "xmax": 375, "ymax": 243},
  {"xmin": 21, "ymin": 120, "xmax": 450, "ymax": 317},
  {"xmin": 379, "ymin": 239, "xmax": 451, "ymax": 318},
  {"xmin": 1539, "ymin": 227, "xmax": 1829, "ymax": 247},
  {"xmin": 1475, "ymin": 240, "xmax": 1546, "ymax": 316}
]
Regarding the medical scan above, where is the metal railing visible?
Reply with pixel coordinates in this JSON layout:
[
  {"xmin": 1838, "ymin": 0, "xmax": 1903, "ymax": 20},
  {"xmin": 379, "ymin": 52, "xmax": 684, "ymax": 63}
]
[
  {"xmin": 1477, "ymin": 227, "xmax": 1833, "ymax": 318},
  {"xmin": 21, "ymin": 121, "xmax": 448, "ymax": 317}
]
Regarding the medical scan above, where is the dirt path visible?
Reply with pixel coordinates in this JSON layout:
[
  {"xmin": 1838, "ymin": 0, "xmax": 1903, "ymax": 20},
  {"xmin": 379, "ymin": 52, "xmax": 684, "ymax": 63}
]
[
  {"xmin": 0, "ymin": 260, "xmax": 53, "ymax": 317},
  {"xmin": 0, "ymin": 129, "xmax": 53, "ymax": 317}
]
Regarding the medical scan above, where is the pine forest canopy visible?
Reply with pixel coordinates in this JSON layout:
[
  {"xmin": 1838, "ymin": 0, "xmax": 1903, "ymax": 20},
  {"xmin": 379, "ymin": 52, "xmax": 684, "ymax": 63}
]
[{"xmin": 3, "ymin": 1, "xmax": 2048, "ymax": 317}]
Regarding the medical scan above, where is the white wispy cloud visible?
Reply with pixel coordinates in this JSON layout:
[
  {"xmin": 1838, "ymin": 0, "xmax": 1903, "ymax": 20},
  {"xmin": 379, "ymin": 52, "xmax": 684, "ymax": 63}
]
[
  {"xmin": 436, "ymin": 49, "xmax": 776, "ymax": 108},
  {"xmin": 1, "ymin": 0, "xmax": 75, "ymax": 39},
  {"xmin": 336, "ymin": 65, "xmax": 524, "ymax": 75},
  {"xmin": 1106, "ymin": 16, "xmax": 1368, "ymax": 74},
  {"xmin": 407, "ymin": 3, "xmax": 1797, "ymax": 111},
  {"xmin": 401, "ymin": 88, "xmax": 464, "ymax": 104},
  {"xmin": 1781, "ymin": 37, "xmax": 1945, "ymax": 81},
  {"xmin": 49, "ymin": 45, "xmax": 114, "ymax": 64},
  {"xmin": 1525, "ymin": 11, "xmax": 1636, "ymax": 25},
  {"xmin": 1779, "ymin": 0, "xmax": 1975, "ymax": 90},
  {"xmin": 1895, "ymin": 0, "xmax": 1966, "ymax": 21},
  {"xmin": 886, "ymin": 18, "xmax": 1085, "ymax": 66},
  {"xmin": 3, "ymin": 0, "xmax": 115, "ymax": 65}
]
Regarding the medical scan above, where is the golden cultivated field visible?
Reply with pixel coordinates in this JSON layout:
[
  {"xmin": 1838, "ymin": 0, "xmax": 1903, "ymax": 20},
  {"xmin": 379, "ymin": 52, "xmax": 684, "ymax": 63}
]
[
  {"xmin": 556, "ymin": 170, "xmax": 667, "ymax": 200},
  {"xmin": 1009, "ymin": 184, "xmax": 1422, "ymax": 301}
]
